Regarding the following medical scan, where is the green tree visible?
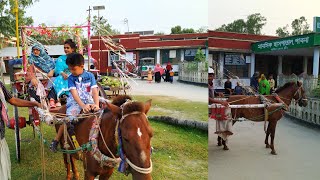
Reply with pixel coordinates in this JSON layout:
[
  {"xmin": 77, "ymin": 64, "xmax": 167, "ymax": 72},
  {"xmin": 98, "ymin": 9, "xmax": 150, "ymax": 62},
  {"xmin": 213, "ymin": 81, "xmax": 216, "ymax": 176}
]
[
  {"xmin": 246, "ymin": 13, "xmax": 267, "ymax": 34},
  {"xmin": 216, "ymin": 19, "xmax": 247, "ymax": 33},
  {"xmin": 171, "ymin": 25, "xmax": 205, "ymax": 34},
  {"xmin": 171, "ymin": 25, "xmax": 182, "ymax": 34},
  {"xmin": 0, "ymin": 0, "xmax": 37, "ymax": 38},
  {"xmin": 196, "ymin": 26, "xmax": 207, "ymax": 33},
  {"xmin": 91, "ymin": 15, "xmax": 120, "ymax": 36},
  {"xmin": 275, "ymin": 16, "xmax": 312, "ymax": 37},
  {"xmin": 291, "ymin": 16, "xmax": 312, "ymax": 36},
  {"xmin": 155, "ymin": 31, "xmax": 165, "ymax": 35},
  {"xmin": 194, "ymin": 48, "xmax": 205, "ymax": 62},
  {"xmin": 215, "ymin": 13, "xmax": 267, "ymax": 35},
  {"xmin": 275, "ymin": 25, "xmax": 290, "ymax": 37},
  {"xmin": 182, "ymin": 28, "xmax": 195, "ymax": 33}
]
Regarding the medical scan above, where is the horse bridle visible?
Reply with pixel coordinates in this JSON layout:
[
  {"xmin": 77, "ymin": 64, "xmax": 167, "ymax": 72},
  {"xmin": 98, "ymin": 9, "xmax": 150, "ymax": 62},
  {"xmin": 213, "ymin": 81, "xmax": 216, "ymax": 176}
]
[
  {"xmin": 293, "ymin": 85, "xmax": 306, "ymax": 104},
  {"xmin": 117, "ymin": 101, "xmax": 153, "ymax": 175}
]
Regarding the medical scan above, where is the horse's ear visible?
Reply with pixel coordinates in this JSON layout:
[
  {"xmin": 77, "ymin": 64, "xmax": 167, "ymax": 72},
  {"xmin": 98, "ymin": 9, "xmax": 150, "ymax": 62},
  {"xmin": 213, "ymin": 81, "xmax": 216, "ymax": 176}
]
[
  {"xmin": 144, "ymin": 99, "xmax": 152, "ymax": 114},
  {"xmin": 297, "ymin": 81, "xmax": 302, "ymax": 87},
  {"xmin": 106, "ymin": 102, "xmax": 121, "ymax": 115}
]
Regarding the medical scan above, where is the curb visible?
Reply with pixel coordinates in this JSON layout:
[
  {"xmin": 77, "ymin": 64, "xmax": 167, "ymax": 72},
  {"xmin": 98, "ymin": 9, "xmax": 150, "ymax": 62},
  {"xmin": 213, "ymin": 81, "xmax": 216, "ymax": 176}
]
[
  {"xmin": 149, "ymin": 116, "xmax": 208, "ymax": 132},
  {"xmin": 177, "ymin": 80, "xmax": 207, "ymax": 87},
  {"xmin": 284, "ymin": 112, "xmax": 320, "ymax": 130}
]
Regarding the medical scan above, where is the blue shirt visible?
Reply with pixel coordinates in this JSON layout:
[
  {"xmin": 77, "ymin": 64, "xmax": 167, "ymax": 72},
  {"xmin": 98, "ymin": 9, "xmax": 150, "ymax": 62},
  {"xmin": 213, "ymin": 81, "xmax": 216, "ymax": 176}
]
[
  {"xmin": 234, "ymin": 85, "xmax": 243, "ymax": 95},
  {"xmin": 68, "ymin": 70, "xmax": 97, "ymax": 103}
]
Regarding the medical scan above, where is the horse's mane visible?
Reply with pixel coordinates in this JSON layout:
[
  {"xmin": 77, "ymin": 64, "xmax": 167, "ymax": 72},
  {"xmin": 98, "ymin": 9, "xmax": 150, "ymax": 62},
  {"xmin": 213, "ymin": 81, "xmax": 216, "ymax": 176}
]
[
  {"xmin": 107, "ymin": 95, "xmax": 145, "ymax": 116},
  {"xmin": 111, "ymin": 95, "xmax": 133, "ymax": 107},
  {"xmin": 122, "ymin": 101, "xmax": 145, "ymax": 115},
  {"xmin": 275, "ymin": 82, "xmax": 296, "ymax": 93}
]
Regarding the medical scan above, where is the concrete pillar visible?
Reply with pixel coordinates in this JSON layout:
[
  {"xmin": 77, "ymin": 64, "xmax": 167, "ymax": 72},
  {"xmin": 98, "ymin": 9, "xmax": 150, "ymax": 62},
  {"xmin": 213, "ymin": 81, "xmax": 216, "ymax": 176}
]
[
  {"xmin": 180, "ymin": 49, "xmax": 184, "ymax": 62},
  {"xmin": 219, "ymin": 52, "xmax": 224, "ymax": 79},
  {"xmin": 303, "ymin": 56, "xmax": 308, "ymax": 74},
  {"xmin": 313, "ymin": 48, "xmax": 319, "ymax": 78},
  {"xmin": 156, "ymin": 49, "xmax": 161, "ymax": 64},
  {"xmin": 205, "ymin": 48, "xmax": 209, "ymax": 61},
  {"xmin": 250, "ymin": 53, "xmax": 255, "ymax": 77},
  {"xmin": 278, "ymin": 56, "xmax": 283, "ymax": 75}
]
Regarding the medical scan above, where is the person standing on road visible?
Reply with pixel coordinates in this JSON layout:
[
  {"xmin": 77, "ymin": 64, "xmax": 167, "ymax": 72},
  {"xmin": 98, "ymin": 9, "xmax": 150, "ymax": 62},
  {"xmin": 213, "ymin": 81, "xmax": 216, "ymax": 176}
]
[
  {"xmin": 208, "ymin": 67, "xmax": 232, "ymax": 148},
  {"xmin": 165, "ymin": 62, "xmax": 173, "ymax": 82},
  {"xmin": 250, "ymin": 72, "xmax": 259, "ymax": 92},
  {"xmin": 169, "ymin": 69, "xmax": 174, "ymax": 83},
  {"xmin": 147, "ymin": 67, "xmax": 153, "ymax": 83},
  {"xmin": 153, "ymin": 64, "xmax": 163, "ymax": 83},
  {"xmin": 268, "ymin": 74, "xmax": 275, "ymax": 93},
  {"xmin": 259, "ymin": 74, "xmax": 270, "ymax": 95}
]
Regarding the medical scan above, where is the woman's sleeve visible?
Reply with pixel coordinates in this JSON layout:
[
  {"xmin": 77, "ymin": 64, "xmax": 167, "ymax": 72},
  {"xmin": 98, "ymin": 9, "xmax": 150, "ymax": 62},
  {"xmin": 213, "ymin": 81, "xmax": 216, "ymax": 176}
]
[{"xmin": 54, "ymin": 57, "xmax": 64, "ymax": 76}]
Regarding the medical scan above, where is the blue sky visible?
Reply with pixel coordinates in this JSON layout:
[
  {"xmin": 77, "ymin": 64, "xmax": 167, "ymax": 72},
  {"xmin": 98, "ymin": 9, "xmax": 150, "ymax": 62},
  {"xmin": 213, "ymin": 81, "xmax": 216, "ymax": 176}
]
[
  {"xmin": 209, "ymin": 0, "xmax": 320, "ymax": 35},
  {"xmin": 25, "ymin": 0, "xmax": 208, "ymax": 34}
]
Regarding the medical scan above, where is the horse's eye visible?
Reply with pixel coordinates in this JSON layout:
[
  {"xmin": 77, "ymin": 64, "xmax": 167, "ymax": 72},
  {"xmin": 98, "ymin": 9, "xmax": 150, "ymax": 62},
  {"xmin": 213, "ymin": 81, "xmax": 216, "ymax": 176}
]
[{"xmin": 123, "ymin": 137, "xmax": 129, "ymax": 142}]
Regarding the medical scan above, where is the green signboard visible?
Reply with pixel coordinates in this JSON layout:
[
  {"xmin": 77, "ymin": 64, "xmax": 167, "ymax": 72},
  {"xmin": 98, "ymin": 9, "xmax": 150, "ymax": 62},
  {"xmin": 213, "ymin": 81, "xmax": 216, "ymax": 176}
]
[
  {"xmin": 313, "ymin": 17, "xmax": 320, "ymax": 33},
  {"xmin": 252, "ymin": 34, "xmax": 315, "ymax": 53}
]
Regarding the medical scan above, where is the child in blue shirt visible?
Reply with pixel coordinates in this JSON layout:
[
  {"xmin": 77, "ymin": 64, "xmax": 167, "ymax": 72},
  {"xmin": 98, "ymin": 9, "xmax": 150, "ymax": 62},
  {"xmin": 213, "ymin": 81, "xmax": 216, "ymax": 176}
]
[{"xmin": 50, "ymin": 53, "xmax": 100, "ymax": 152}]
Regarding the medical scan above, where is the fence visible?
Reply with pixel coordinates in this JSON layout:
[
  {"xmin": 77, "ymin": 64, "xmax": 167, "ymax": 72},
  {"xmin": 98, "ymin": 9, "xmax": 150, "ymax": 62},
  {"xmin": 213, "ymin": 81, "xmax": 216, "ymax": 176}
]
[
  {"xmin": 289, "ymin": 98, "xmax": 320, "ymax": 126},
  {"xmin": 178, "ymin": 62, "xmax": 207, "ymax": 84},
  {"xmin": 277, "ymin": 74, "xmax": 320, "ymax": 96}
]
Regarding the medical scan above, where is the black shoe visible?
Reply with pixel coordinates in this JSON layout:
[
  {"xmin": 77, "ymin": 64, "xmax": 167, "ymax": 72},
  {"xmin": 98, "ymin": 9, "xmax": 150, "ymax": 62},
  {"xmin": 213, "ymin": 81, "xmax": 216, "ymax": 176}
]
[{"xmin": 50, "ymin": 140, "xmax": 59, "ymax": 153}]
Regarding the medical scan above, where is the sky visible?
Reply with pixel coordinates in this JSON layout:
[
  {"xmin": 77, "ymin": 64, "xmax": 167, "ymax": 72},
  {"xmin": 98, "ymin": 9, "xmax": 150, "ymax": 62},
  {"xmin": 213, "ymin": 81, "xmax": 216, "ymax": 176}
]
[
  {"xmin": 209, "ymin": 0, "xmax": 320, "ymax": 36},
  {"xmin": 25, "ymin": 0, "xmax": 208, "ymax": 34}
]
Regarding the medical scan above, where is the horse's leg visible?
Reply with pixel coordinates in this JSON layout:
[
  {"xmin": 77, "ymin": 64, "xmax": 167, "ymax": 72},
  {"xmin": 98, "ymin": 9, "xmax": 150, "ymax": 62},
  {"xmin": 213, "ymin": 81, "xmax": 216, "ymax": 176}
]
[
  {"xmin": 84, "ymin": 171, "xmax": 96, "ymax": 180},
  {"xmin": 70, "ymin": 156, "xmax": 80, "ymax": 180},
  {"xmin": 265, "ymin": 122, "xmax": 271, "ymax": 148},
  {"xmin": 217, "ymin": 136, "xmax": 222, "ymax": 146},
  {"xmin": 222, "ymin": 139, "xmax": 229, "ymax": 150},
  {"xmin": 63, "ymin": 154, "xmax": 72, "ymax": 180},
  {"xmin": 99, "ymin": 171, "xmax": 113, "ymax": 180},
  {"xmin": 269, "ymin": 121, "xmax": 278, "ymax": 155}
]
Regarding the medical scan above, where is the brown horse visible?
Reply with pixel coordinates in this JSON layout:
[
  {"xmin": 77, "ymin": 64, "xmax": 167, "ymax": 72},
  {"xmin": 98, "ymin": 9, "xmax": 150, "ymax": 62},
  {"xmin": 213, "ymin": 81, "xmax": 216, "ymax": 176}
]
[
  {"xmin": 55, "ymin": 95, "xmax": 153, "ymax": 180},
  {"xmin": 217, "ymin": 81, "xmax": 307, "ymax": 155}
]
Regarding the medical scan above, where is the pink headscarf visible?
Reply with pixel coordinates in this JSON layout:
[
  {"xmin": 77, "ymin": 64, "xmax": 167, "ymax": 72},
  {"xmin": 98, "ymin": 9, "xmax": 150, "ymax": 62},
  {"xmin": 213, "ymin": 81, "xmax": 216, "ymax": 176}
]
[{"xmin": 154, "ymin": 64, "xmax": 164, "ymax": 75}]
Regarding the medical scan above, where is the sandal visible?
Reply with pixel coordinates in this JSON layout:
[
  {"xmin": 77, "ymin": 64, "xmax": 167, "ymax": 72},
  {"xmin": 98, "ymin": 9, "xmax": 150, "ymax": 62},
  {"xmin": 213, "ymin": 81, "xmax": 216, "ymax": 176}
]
[{"xmin": 49, "ymin": 140, "xmax": 59, "ymax": 153}]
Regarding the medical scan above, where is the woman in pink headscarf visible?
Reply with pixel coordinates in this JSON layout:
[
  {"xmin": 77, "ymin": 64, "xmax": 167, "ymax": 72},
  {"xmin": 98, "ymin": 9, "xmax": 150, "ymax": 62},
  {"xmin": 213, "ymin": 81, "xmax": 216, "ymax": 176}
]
[
  {"xmin": 154, "ymin": 63, "xmax": 163, "ymax": 83},
  {"xmin": 165, "ymin": 62, "xmax": 173, "ymax": 82}
]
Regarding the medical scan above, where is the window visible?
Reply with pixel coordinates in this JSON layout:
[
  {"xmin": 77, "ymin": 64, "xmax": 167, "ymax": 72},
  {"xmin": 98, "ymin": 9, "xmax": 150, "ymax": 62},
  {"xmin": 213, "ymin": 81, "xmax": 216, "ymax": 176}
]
[
  {"xmin": 224, "ymin": 65, "xmax": 249, "ymax": 78},
  {"xmin": 224, "ymin": 53, "xmax": 249, "ymax": 78}
]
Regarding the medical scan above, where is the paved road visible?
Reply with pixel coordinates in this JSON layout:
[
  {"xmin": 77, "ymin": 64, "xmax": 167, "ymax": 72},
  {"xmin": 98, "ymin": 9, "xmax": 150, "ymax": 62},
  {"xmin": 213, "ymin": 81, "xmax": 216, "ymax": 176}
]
[
  {"xmin": 2, "ymin": 75, "xmax": 207, "ymax": 102},
  {"xmin": 209, "ymin": 116, "xmax": 320, "ymax": 180},
  {"xmin": 126, "ymin": 77, "xmax": 207, "ymax": 103}
]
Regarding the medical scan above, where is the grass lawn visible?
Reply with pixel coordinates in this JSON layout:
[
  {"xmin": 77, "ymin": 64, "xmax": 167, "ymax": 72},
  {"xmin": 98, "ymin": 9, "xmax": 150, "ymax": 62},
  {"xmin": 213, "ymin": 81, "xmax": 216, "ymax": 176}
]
[
  {"xmin": 4, "ymin": 94, "xmax": 208, "ymax": 179},
  {"xmin": 132, "ymin": 95, "xmax": 208, "ymax": 122}
]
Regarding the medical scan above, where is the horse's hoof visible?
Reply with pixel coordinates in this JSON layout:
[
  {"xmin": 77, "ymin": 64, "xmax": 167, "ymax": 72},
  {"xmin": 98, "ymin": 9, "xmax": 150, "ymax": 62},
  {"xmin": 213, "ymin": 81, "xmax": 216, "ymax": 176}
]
[
  {"xmin": 265, "ymin": 144, "xmax": 270, "ymax": 148},
  {"xmin": 271, "ymin": 151, "xmax": 277, "ymax": 155},
  {"xmin": 223, "ymin": 146, "xmax": 229, "ymax": 150},
  {"xmin": 217, "ymin": 142, "xmax": 222, "ymax": 146}
]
